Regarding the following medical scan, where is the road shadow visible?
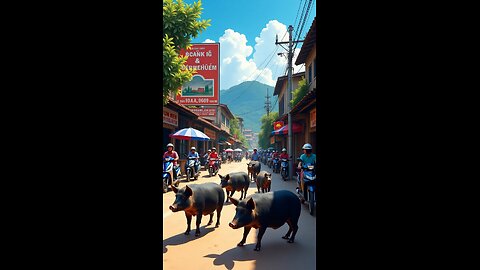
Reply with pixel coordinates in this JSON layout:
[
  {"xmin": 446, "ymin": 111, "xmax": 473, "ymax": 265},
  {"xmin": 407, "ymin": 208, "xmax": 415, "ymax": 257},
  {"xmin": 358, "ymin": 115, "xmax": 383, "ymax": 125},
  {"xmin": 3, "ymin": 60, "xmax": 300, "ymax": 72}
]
[
  {"xmin": 204, "ymin": 239, "xmax": 305, "ymax": 270},
  {"xmin": 163, "ymin": 225, "xmax": 216, "ymax": 254}
]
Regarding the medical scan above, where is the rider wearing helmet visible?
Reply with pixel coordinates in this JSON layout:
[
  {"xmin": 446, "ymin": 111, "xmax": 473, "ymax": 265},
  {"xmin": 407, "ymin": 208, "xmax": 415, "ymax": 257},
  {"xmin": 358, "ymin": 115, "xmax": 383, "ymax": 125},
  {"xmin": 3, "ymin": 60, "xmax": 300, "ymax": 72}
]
[
  {"xmin": 163, "ymin": 143, "xmax": 179, "ymax": 180},
  {"xmin": 297, "ymin": 143, "xmax": 316, "ymax": 193},
  {"xmin": 187, "ymin": 146, "xmax": 200, "ymax": 175},
  {"xmin": 209, "ymin": 147, "xmax": 220, "ymax": 169},
  {"xmin": 279, "ymin": 148, "xmax": 289, "ymax": 159}
]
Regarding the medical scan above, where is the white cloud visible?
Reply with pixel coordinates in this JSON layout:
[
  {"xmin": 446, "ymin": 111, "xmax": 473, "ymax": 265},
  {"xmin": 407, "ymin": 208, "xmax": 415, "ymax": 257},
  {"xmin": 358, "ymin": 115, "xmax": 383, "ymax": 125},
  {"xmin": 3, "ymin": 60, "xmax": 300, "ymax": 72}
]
[
  {"xmin": 216, "ymin": 21, "xmax": 306, "ymax": 90},
  {"xmin": 203, "ymin": 39, "xmax": 216, "ymax": 43}
]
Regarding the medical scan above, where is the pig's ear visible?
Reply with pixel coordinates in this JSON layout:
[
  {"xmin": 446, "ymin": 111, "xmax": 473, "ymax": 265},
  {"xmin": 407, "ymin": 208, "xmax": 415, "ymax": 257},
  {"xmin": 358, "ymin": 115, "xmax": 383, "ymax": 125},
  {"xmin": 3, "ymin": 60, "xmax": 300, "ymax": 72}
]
[
  {"xmin": 246, "ymin": 198, "xmax": 255, "ymax": 210},
  {"xmin": 218, "ymin": 174, "xmax": 223, "ymax": 179},
  {"xmin": 225, "ymin": 174, "xmax": 230, "ymax": 180},
  {"xmin": 171, "ymin": 185, "xmax": 178, "ymax": 193},
  {"xmin": 267, "ymin": 173, "xmax": 272, "ymax": 177},
  {"xmin": 264, "ymin": 173, "xmax": 269, "ymax": 178},
  {"xmin": 229, "ymin": 197, "xmax": 239, "ymax": 206},
  {"xmin": 184, "ymin": 185, "xmax": 193, "ymax": 197}
]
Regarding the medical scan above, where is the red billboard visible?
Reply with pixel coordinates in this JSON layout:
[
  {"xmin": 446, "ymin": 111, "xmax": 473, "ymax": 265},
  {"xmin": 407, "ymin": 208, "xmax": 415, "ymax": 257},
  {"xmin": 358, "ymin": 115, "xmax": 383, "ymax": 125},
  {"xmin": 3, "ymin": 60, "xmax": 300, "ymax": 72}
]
[{"xmin": 176, "ymin": 43, "xmax": 220, "ymax": 105}]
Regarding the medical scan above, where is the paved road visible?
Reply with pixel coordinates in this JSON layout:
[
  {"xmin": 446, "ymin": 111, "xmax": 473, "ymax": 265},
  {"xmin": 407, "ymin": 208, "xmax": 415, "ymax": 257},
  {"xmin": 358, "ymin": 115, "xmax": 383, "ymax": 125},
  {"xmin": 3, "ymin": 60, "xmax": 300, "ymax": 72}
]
[{"xmin": 163, "ymin": 158, "xmax": 316, "ymax": 270}]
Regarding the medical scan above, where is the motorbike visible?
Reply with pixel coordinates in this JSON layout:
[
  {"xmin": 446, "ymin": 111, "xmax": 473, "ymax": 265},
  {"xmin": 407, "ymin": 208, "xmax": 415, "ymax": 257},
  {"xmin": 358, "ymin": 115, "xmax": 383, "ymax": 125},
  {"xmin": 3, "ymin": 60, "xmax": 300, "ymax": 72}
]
[
  {"xmin": 185, "ymin": 155, "xmax": 200, "ymax": 182},
  {"xmin": 208, "ymin": 158, "xmax": 220, "ymax": 177},
  {"xmin": 296, "ymin": 160, "xmax": 316, "ymax": 215},
  {"xmin": 272, "ymin": 157, "xmax": 280, "ymax": 173},
  {"xmin": 281, "ymin": 158, "xmax": 289, "ymax": 180},
  {"xmin": 163, "ymin": 156, "xmax": 180, "ymax": 193},
  {"xmin": 267, "ymin": 155, "xmax": 273, "ymax": 168}
]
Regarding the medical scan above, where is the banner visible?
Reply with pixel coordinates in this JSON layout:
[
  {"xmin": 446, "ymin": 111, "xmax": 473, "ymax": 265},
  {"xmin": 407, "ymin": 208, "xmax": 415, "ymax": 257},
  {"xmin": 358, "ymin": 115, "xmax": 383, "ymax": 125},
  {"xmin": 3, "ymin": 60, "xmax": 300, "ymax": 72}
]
[
  {"xmin": 163, "ymin": 107, "xmax": 178, "ymax": 127},
  {"xmin": 176, "ymin": 43, "xmax": 220, "ymax": 105}
]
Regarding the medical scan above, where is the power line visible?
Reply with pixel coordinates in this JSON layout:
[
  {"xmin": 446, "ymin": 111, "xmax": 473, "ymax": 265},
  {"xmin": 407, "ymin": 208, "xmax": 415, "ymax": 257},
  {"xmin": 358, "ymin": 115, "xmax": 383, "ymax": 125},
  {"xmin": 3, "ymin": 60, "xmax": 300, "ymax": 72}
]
[{"xmin": 294, "ymin": 0, "xmax": 314, "ymax": 51}]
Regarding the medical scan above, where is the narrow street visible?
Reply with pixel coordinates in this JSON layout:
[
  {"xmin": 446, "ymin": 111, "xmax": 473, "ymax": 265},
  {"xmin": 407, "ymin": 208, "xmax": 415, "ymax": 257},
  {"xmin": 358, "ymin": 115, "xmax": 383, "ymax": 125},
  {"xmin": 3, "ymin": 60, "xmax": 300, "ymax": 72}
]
[{"xmin": 163, "ymin": 158, "xmax": 316, "ymax": 270}]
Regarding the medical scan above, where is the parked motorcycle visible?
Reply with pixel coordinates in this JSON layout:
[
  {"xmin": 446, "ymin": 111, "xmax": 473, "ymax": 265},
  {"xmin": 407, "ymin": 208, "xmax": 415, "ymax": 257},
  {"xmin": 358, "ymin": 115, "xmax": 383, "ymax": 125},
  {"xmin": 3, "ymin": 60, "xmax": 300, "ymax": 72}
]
[
  {"xmin": 280, "ymin": 158, "xmax": 289, "ymax": 180},
  {"xmin": 296, "ymin": 160, "xmax": 316, "ymax": 215},
  {"xmin": 208, "ymin": 158, "xmax": 220, "ymax": 177},
  {"xmin": 185, "ymin": 155, "xmax": 200, "ymax": 182},
  {"xmin": 163, "ymin": 156, "xmax": 180, "ymax": 193},
  {"xmin": 272, "ymin": 157, "xmax": 280, "ymax": 173}
]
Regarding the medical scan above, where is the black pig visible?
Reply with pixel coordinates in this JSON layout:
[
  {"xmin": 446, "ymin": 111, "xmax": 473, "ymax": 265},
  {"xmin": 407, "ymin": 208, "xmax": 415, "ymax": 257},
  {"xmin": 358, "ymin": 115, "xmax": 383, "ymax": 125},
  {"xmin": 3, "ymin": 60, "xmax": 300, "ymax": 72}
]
[
  {"xmin": 229, "ymin": 190, "xmax": 301, "ymax": 251},
  {"xmin": 169, "ymin": 183, "xmax": 224, "ymax": 236},
  {"xmin": 219, "ymin": 172, "xmax": 250, "ymax": 203},
  {"xmin": 247, "ymin": 161, "xmax": 261, "ymax": 181}
]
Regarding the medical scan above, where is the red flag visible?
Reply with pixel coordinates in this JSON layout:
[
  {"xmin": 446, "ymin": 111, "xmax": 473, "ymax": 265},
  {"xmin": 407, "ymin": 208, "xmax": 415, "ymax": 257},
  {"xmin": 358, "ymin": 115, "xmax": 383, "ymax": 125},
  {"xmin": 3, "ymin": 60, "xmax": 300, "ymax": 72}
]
[{"xmin": 273, "ymin": 121, "xmax": 284, "ymax": 130}]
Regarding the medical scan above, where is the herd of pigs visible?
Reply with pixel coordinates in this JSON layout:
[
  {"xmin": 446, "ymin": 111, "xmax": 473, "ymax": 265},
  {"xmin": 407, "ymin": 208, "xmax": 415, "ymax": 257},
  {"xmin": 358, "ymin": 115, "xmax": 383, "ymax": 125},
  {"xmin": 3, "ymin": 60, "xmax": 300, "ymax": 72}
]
[{"xmin": 167, "ymin": 160, "xmax": 301, "ymax": 252}]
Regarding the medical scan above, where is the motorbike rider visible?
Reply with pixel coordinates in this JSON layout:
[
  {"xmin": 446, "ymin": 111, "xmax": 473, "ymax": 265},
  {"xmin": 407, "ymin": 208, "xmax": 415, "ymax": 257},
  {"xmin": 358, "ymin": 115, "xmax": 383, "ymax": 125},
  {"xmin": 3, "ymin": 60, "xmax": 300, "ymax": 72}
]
[
  {"xmin": 163, "ymin": 143, "xmax": 180, "ymax": 181},
  {"xmin": 251, "ymin": 148, "xmax": 260, "ymax": 161},
  {"xmin": 203, "ymin": 149, "xmax": 211, "ymax": 168},
  {"xmin": 279, "ymin": 148, "xmax": 289, "ymax": 159},
  {"xmin": 209, "ymin": 147, "xmax": 220, "ymax": 169},
  {"xmin": 296, "ymin": 143, "xmax": 316, "ymax": 194},
  {"xmin": 186, "ymin": 146, "xmax": 200, "ymax": 175}
]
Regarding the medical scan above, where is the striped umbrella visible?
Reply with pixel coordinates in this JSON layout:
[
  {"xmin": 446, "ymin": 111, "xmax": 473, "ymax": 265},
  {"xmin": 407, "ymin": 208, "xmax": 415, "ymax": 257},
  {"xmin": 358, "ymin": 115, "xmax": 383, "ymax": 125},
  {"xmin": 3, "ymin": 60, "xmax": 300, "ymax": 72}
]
[{"xmin": 169, "ymin": 127, "xmax": 210, "ymax": 141}]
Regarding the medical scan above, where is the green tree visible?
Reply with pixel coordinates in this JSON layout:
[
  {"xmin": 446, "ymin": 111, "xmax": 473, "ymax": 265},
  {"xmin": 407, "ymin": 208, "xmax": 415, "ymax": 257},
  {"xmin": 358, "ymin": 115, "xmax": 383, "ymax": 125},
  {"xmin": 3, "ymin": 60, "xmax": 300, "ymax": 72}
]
[
  {"xmin": 163, "ymin": 0, "xmax": 210, "ymax": 105},
  {"xmin": 229, "ymin": 117, "xmax": 250, "ymax": 149},
  {"xmin": 258, "ymin": 112, "xmax": 279, "ymax": 149},
  {"xmin": 290, "ymin": 77, "xmax": 308, "ymax": 108}
]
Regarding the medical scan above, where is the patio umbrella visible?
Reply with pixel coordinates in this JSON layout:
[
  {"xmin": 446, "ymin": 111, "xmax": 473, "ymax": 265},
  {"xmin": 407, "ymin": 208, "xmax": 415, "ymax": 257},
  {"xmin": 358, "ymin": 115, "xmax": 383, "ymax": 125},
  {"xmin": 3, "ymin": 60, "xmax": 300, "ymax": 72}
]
[
  {"xmin": 225, "ymin": 148, "xmax": 234, "ymax": 152},
  {"xmin": 234, "ymin": 148, "xmax": 243, "ymax": 152},
  {"xmin": 169, "ymin": 127, "xmax": 210, "ymax": 141}
]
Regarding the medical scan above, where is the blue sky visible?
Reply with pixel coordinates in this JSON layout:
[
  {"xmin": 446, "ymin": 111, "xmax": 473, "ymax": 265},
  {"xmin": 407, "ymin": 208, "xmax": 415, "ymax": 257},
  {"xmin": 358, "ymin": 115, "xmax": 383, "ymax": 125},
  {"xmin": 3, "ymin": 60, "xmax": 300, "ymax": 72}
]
[{"xmin": 182, "ymin": 0, "xmax": 316, "ymax": 90}]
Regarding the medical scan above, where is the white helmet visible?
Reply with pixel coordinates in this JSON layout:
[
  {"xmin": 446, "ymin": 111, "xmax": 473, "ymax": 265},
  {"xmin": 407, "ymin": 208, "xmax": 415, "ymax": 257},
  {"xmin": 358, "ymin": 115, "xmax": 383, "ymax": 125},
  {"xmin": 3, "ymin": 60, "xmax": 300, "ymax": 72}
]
[
  {"xmin": 282, "ymin": 148, "xmax": 287, "ymax": 152},
  {"xmin": 191, "ymin": 147, "xmax": 196, "ymax": 150},
  {"xmin": 302, "ymin": 143, "xmax": 312, "ymax": 150},
  {"xmin": 167, "ymin": 143, "xmax": 174, "ymax": 149}
]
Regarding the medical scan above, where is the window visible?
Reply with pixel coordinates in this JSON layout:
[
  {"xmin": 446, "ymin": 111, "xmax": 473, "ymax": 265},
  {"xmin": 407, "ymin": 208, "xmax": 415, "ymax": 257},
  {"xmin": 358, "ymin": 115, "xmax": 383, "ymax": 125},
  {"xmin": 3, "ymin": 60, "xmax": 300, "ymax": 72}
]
[{"xmin": 313, "ymin": 57, "xmax": 316, "ymax": 79}]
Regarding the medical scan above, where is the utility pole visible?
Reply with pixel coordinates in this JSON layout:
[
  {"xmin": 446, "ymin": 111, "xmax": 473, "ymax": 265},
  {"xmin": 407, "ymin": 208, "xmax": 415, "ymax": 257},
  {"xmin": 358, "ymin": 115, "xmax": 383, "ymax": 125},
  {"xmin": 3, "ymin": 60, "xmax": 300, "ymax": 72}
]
[
  {"xmin": 265, "ymin": 88, "xmax": 271, "ymax": 116},
  {"xmin": 276, "ymin": 25, "xmax": 303, "ymax": 181}
]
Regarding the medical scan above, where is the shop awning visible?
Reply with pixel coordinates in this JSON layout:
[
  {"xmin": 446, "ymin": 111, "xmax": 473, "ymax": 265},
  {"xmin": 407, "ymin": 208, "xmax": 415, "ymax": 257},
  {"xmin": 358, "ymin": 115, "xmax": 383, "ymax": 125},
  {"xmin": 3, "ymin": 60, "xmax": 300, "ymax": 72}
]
[{"xmin": 271, "ymin": 123, "xmax": 303, "ymax": 135}]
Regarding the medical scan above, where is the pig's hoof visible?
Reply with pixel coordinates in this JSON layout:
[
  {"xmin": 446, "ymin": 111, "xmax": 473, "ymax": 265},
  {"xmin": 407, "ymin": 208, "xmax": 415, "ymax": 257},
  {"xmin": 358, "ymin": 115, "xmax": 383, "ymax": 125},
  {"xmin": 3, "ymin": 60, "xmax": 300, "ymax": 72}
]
[
  {"xmin": 207, "ymin": 221, "xmax": 213, "ymax": 225},
  {"xmin": 195, "ymin": 232, "xmax": 200, "ymax": 237},
  {"xmin": 254, "ymin": 247, "xmax": 261, "ymax": 251},
  {"xmin": 237, "ymin": 242, "xmax": 245, "ymax": 246},
  {"xmin": 184, "ymin": 231, "xmax": 190, "ymax": 235},
  {"xmin": 215, "ymin": 224, "xmax": 219, "ymax": 228},
  {"xmin": 288, "ymin": 239, "xmax": 294, "ymax": 243},
  {"xmin": 281, "ymin": 236, "xmax": 289, "ymax": 239}
]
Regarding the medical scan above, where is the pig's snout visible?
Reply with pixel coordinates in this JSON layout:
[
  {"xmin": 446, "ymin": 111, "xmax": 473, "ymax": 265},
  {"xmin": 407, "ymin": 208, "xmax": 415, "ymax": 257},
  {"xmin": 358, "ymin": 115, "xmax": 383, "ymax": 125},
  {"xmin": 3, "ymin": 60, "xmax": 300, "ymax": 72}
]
[
  {"xmin": 229, "ymin": 222, "xmax": 238, "ymax": 229},
  {"xmin": 169, "ymin": 205, "xmax": 177, "ymax": 212}
]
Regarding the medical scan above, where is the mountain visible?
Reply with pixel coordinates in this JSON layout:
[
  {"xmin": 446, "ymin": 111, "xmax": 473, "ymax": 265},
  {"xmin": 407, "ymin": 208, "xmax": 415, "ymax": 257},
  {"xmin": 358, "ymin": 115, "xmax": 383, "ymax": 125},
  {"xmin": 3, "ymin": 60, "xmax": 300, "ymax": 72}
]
[{"xmin": 220, "ymin": 81, "xmax": 278, "ymax": 133}]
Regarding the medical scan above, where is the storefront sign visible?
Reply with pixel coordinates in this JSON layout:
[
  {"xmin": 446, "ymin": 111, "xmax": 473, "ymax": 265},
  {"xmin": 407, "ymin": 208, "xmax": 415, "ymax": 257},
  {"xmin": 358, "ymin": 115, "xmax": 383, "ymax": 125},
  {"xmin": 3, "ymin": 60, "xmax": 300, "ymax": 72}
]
[
  {"xmin": 176, "ymin": 43, "xmax": 220, "ymax": 106},
  {"xmin": 188, "ymin": 106, "xmax": 217, "ymax": 117},
  {"xmin": 163, "ymin": 107, "xmax": 178, "ymax": 127},
  {"xmin": 310, "ymin": 108, "xmax": 316, "ymax": 128},
  {"xmin": 204, "ymin": 128, "xmax": 216, "ymax": 140},
  {"xmin": 270, "ymin": 136, "xmax": 275, "ymax": 144}
]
